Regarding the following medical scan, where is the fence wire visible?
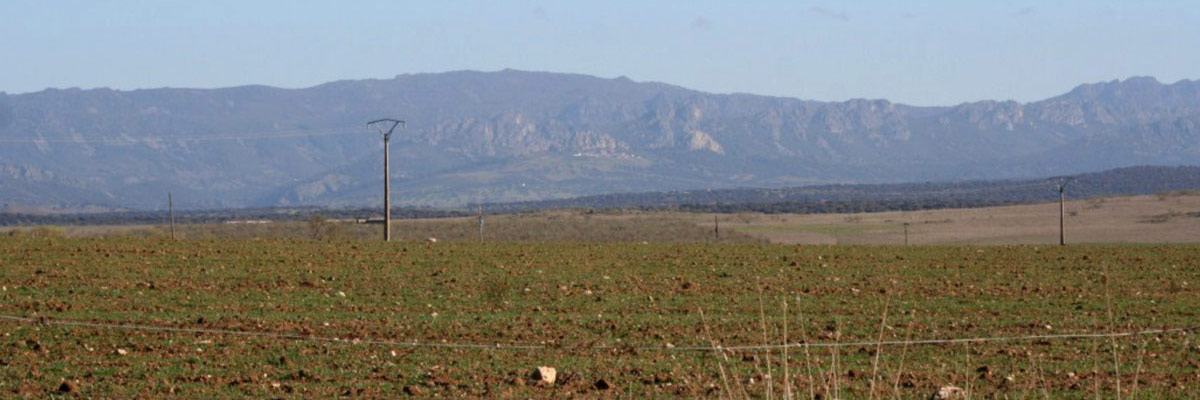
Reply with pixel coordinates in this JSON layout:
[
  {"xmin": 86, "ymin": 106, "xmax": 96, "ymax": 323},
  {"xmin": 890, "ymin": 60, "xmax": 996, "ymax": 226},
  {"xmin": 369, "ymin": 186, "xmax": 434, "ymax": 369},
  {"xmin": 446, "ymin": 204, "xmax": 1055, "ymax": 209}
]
[{"xmin": 1, "ymin": 314, "xmax": 1194, "ymax": 353}]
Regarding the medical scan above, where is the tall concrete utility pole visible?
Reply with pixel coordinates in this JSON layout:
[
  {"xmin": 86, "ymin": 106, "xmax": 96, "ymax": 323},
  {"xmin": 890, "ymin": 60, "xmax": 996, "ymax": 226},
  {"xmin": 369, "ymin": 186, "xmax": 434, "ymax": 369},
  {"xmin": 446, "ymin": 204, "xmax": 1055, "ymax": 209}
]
[{"xmin": 368, "ymin": 119, "xmax": 404, "ymax": 241}]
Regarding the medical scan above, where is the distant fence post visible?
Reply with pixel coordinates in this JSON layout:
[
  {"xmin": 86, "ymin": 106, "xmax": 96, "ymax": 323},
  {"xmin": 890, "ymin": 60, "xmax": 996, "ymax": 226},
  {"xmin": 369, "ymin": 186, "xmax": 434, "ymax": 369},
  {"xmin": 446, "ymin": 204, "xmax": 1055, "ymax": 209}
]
[
  {"xmin": 168, "ymin": 192, "xmax": 176, "ymax": 240},
  {"xmin": 714, "ymin": 215, "xmax": 719, "ymax": 243},
  {"xmin": 1057, "ymin": 179, "xmax": 1072, "ymax": 246}
]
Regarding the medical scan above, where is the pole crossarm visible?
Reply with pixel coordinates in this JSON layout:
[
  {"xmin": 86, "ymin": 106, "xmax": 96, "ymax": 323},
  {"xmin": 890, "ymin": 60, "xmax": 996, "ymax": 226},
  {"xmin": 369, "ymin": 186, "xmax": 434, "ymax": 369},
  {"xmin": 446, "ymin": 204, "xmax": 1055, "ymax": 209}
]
[
  {"xmin": 367, "ymin": 118, "xmax": 405, "ymax": 242},
  {"xmin": 367, "ymin": 119, "xmax": 405, "ymax": 141}
]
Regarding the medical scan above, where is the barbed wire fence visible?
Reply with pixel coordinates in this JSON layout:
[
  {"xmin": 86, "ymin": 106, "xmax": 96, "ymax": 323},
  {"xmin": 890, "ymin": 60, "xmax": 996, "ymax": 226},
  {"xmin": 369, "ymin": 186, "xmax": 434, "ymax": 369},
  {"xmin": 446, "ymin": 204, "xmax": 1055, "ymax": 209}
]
[{"xmin": 2, "ymin": 313, "xmax": 1194, "ymax": 353}]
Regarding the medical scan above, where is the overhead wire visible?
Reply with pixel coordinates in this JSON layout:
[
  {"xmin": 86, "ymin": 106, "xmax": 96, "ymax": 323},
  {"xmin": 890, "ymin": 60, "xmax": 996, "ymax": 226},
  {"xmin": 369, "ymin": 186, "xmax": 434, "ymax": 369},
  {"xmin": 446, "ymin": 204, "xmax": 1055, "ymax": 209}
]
[{"xmin": 0, "ymin": 129, "xmax": 362, "ymax": 144}]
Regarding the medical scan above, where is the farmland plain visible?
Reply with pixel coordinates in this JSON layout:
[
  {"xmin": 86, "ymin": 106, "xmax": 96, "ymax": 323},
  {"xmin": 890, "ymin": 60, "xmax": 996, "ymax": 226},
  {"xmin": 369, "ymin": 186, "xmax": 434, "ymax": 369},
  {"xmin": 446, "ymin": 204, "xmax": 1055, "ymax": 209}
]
[
  {"xmin": 709, "ymin": 193, "xmax": 1200, "ymax": 246},
  {"xmin": 1, "ymin": 234, "xmax": 1198, "ymax": 397},
  {"xmin": 5, "ymin": 193, "xmax": 1198, "ymax": 246}
]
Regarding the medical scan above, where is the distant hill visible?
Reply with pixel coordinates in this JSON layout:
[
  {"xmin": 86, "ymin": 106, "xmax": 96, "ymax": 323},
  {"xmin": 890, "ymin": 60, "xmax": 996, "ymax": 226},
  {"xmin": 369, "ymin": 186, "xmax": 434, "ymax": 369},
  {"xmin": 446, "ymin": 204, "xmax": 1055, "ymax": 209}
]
[
  {"xmin": 2, "ymin": 70, "xmax": 1199, "ymax": 210},
  {"xmin": 486, "ymin": 166, "xmax": 1200, "ymax": 214}
]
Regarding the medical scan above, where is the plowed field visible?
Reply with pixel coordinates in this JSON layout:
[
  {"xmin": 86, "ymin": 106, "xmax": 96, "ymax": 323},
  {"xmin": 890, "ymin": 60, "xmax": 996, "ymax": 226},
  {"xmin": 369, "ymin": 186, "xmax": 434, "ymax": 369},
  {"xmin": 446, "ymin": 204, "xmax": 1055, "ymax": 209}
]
[{"xmin": 2, "ymin": 237, "xmax": 1197, "ymax": 397}]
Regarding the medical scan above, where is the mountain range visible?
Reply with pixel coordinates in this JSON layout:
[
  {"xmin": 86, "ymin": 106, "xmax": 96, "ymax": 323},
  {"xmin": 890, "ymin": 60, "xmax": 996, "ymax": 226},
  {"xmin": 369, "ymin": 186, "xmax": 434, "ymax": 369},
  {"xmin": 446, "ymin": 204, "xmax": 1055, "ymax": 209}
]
[{"xmin": 2, "ymin": 70, "xmax": 1199, "ymax": 210}]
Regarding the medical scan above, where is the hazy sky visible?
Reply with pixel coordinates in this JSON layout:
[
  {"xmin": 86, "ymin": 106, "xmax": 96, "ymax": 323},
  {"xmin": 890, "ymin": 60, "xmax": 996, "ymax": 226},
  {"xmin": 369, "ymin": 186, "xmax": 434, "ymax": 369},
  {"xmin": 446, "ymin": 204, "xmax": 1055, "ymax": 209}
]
[{"xmin": 2, "ymin": 1, "xmax": 1197, "ymax": 105}]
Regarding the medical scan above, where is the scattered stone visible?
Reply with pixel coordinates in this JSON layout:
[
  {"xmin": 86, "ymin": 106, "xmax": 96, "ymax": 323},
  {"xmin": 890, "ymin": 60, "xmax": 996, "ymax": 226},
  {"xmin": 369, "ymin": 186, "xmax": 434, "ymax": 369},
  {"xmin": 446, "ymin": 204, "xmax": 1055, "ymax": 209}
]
[
  {"xmin": 429, "ymin": 373, "xmax": 453, "ymax": 387},
  {"xmin": 403, "ymin": 385, "xmax": 422, "ymax": 396},
  {"xmin": 58, "ymin": 381, "xmax": 77, "ymax": 393},
  {"xmin": 930, "ymin": 385, "xmax": 966, "ymax": 400},
  {"xmin": 115, "ymin": 348, "xmax": 129, "ymax": 356},
  {"xmin": 531, "ymin": 366, "xmax": 557, "ymax": 386},
  {"xmin": 336, "ymin": 291, "xmax": 346, "ymax": 297},
  {"xmin": 297, "ymin": 369, "xmax": 319, "ymax": 381},
  {"xmin": 594, "ymin": 378, "xmax": 612, "ymax": 390},
  {"xmin": 426, "ymin": 237, "xmax": 438, "ymax": 243},
  {"xmin": 681, "ymin": 282, "xmax": 696, "ymax": 290},
  {"xmin": 652, "ymin": 372, "xmax": 672, "ymax": 384}
]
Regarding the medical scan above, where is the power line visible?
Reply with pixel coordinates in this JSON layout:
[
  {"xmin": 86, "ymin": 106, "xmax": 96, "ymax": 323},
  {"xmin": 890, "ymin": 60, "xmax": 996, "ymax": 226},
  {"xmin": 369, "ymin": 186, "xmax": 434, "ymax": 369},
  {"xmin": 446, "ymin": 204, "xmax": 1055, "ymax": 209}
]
[
  {"xmin": 0, "ymin": 129, "xmax": 359, "ymax": 144},
  {"xmin": 0, "ymin": 314, "xmax": 1193, "ymax": 353},
  {"xmin": 857, "ymin": 180, "xmax": 1060, "ymax": 198}
]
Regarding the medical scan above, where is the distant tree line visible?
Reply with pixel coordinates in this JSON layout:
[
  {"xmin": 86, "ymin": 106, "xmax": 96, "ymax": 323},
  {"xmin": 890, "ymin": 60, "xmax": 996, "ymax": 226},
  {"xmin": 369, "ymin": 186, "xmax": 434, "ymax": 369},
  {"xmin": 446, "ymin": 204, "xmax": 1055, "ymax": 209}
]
[
  {"xmin": 484, "ymin": 165, "xmax": 1200, "ymax": 214},
  {"xmin": 4, "ymin": 165, "xmax": 1199, "ymax": 226}
]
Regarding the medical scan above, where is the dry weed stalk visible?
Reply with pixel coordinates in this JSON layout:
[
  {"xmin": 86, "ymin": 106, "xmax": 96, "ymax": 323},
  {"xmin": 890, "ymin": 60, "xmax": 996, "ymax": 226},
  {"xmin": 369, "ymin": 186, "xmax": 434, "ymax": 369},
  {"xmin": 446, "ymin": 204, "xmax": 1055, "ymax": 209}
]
[
  {"xmin": 1103, "ymin": 268, "xmax": 1121, "ymax": 399},
  {"xmin": 1088, "ymin": 313, "xmax": 1102, "ymax": 400},
  {"xmin": 831, "ymin": 318, "xmax": 841, "ymax": 400},
  {"xmin": 757, "ymin": 279, "xmax": 775, "ymax": 399},
  {"xmin": 796, "ymin": 297, "xmax": 818, "ymax": 400},
  {"xmin": 868, "ymin": 297, "xmax": 890, "ymax": 400},
  {"xmin": 1033, "ymin": 351, "xmax": 1050, "ymax": 400},
  {"xmin": 699, "ymin": 308, "xmax": 735, "ymax": 400},
  {"xmin": 1130, "ymin": 337, "xmax": 1146, "ymax": 398},
  {"xmin": 890, "ymin": 314, "xmax": 914, "ymax": 400},
  {"xmin": 783, "ymin": 299, "xmax": 793, "ymax": 400},
  {"xmin": 963, "ymin": 340, "xmax": 972, "ymax": 400}
]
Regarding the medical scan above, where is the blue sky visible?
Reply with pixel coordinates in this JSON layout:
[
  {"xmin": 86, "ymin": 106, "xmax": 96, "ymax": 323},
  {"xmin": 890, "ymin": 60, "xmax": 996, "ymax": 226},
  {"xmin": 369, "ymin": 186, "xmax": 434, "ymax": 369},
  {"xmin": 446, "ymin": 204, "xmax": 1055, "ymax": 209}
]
[{"xmin": 2, "ymin": 1, "xmax": 1197, "ymax": 105}]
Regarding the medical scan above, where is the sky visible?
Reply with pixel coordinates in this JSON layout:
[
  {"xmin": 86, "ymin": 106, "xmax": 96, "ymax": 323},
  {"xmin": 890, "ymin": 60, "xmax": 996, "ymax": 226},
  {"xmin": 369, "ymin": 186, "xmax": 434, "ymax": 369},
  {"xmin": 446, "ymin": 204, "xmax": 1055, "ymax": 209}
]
[{"xmin": 1, "ymin": 1, "xmax": 1197, "ymax": 106}]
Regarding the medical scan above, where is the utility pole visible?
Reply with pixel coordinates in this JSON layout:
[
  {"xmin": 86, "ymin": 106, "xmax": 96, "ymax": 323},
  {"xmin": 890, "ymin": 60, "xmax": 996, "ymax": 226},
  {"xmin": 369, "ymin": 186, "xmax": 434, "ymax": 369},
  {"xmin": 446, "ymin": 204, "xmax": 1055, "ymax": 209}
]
[
  {"xmin": 368, "ymin": 119, "xmax": 404, "ymax": 242},
  {"xmin": 168, "ymin": 192, "xmax": 176, "ymax": 240},
  {"xmin": 1057, "ymin": 179, "xmax": 1072, "ymax": 246},
  {"xmin": 903, "ymin": 222, "xmax": 909, "ymax": 246}
]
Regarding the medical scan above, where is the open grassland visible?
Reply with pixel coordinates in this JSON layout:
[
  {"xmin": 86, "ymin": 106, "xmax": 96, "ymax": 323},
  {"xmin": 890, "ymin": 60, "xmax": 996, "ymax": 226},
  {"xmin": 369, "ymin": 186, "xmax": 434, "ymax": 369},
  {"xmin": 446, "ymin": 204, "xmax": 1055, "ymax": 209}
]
[
  {"xmin": 5, "ymin": 194, "xmax": 1198, "ymax": 246},
  {"xmin": 2, "ymin": 212, "xmax": 764, "ymax": 244},
  {"xmin": 1, "ymin": 237, "xmax": 1198, "ymax": 398},
  {"xmin": 712, "ymin": 193, "xmax": 1200, "ymax": 245}
]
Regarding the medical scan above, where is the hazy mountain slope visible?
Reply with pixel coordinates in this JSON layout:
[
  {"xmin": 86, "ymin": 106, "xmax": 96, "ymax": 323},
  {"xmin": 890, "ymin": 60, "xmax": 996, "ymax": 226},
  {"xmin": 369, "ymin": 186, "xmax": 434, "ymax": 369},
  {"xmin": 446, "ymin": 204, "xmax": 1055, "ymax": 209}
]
[{"xmin": 1, "ymin": 71, "xmax": 1198, "ymax": 210}]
